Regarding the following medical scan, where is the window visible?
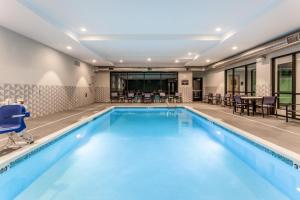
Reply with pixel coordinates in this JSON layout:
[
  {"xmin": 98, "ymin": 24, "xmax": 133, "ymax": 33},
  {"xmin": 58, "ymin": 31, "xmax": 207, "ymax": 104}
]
[
  {"xmin": 272, "ymin": 54, "xmax": 299, "ymax": 118},
  {"xmin": 234, "ymin": 67, "xmax": 246, "ymax": 95},
  {"xmin": 110, "ymin": 72, "xmax": 178, "ymax": 95},
  {"xmin": 296, "ymin": 53, "xmax": 300, "ymax": 113},
  {"xmin": 225, "ymin": 63, "xmax": 256, "ymax": 96},
  {"xmin": 225, "ymin": 69, "xmax": 234, "ymax": 95},
  {"xmin": 247, "ymin": 64, "xmax": 256, "ymax": 96}
]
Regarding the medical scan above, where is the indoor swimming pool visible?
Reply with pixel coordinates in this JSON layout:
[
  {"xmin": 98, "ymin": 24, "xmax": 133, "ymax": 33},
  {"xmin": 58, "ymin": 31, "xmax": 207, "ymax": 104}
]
[{"xmin": 0, "ymin": 107, "xmax": 299, "ymax": 200}]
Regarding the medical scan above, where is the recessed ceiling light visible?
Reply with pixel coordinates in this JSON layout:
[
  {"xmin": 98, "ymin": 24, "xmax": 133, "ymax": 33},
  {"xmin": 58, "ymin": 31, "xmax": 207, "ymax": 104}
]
[
  {"xmin": 80, "ymin": 27, "xmax": 87, "ymax": 32},
  {"xmin": 175, "ymin": 59, "xmax": 179, "ymax": 63},
  {"xmin": 232, "ymin": 46, "xmax": 238, "ymax": 50},
  {"xmin": 193, "ymin": 55, "xmax": 200, "ymax": 60},
  {"xmin": 66, "ymin": 46, "xmax": 72, "ymax": 50},
  {"xmin": 147, "ymin": 58, "xmax": 152, "ymax": 62},
  {"xmin": 216, "ymin": 27, "xmax": 222, "ymax": 32},
  {"xmin": 188, "ymin": 52, "xmax": 192, "ymax": 56},
  {"xmin": 92, "ymin": 59, "xmax": 96, "ymax": 63},
  {"xmin": 206, "ymin": 59, "xmax": 211, "ymax": 63},
  {"xmin": 119, "ymin": 59, "xmax": 124, "ymax": 63}
]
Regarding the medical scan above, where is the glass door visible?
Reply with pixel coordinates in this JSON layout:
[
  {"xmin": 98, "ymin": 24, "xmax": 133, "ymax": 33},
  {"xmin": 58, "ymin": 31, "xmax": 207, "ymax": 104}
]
[
  {"xmin": 193, "ymin": 78, "xmax": 203, "ymax": 101},
  {"xmin": 296, "ymin": 54, "xmax": 300, "ymax": 114},
  {"xmin": 234, "ymin": 67, "xmax": 246, "ymax": 95},
  {"xmin": 273, "ymin": 55, "xmax": 294, "ymax": 116},
  {"xmin": 247, "ymin": 64, "xmax": 256, "ymax": 96},
  {"xmin": 226, "ymin": 69, "xmax": 234, "ymax": 95}
]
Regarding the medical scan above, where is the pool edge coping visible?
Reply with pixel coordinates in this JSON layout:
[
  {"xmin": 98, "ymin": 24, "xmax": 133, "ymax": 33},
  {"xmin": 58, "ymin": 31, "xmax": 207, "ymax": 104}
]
[{"xmin": 183, "ymin": 105, "xmax": 300, "ymax": 167}]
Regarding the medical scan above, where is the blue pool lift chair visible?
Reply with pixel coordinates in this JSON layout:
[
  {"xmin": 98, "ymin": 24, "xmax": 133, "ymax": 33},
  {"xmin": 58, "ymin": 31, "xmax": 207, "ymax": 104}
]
[{"xmin": 0, "ymin": 104, "xmax": 33, "ymax": 148}]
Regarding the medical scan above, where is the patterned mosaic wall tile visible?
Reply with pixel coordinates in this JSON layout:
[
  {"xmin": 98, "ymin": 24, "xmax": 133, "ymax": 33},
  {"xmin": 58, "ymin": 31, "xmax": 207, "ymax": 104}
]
[
  {"xmin": 256, "ymin": 84, "xmax": 271, "ymax": 96},
  {"xmin": 0, "ymin": 83, "xmax": 95, "ymax": 118},
  {"xmin": 95, "ymin": 87, "xmax": 110, "ymax": 103},
  {"xmin": 178, "ymin": 87, "xmax": 193, "ymax": 103},
  {"xmin": 178, "ymin": 72, "xmax": 193, "ymax": 103}
]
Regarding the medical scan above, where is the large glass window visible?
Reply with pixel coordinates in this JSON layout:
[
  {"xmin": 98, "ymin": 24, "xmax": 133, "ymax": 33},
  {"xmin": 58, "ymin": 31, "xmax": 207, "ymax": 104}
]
[
  {"xmin": 247, "ymin": 64, "xmax": 256, "ymax": 96},
  {"xmin": 234, "ymin": 67, "xmax": 246, "ymax": 95},
  {"xmin": 110, "ymin": 73, "xmax": 127, "ymax": 95},
  {"xmin": 127, "ymin": 73, "xmax": 144, "ymax": 93},
  {"xmin": 273, "ymin": 55, "xmax": 296, "ymax": 117},
  {"xmin": 225, "ymin": 63, "xmax": 256, "ymax": 96},
  {"xmin": 297, "ymin": 54, "xmax": 300, "ymax": 112},
  {"xmin": 226, "ymin": 69, "xmax": 234, "ymax": 95},
  {"xmin": 111, "ymin": 72, "xmax": 178, "ymax": 95},
  {"xmin": 274, "ymin": 56, "xmax": 293, "ymax": 105}
]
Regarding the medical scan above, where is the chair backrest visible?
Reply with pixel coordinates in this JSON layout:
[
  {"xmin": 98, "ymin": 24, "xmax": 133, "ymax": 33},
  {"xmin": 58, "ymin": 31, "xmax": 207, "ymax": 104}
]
[
  {"xmin": 226, "ymin": 93, "xmax": 232, "ymax": 98},
  {"xmin": 160, "ymin": 92, "xmax": 166, "ymax": 97},
  {"xmin": 263, "ymin": 96, "xmax": 276, "ymax": 105},
  {"xmin": 144, "ymin": 93, "xmax": 151, "ymax": 98},
  {"xmin": 234, "ymin": 95, "xmax": 242, "ymax": 104},
  {"xmin": 0, "ymin": 105, "xmax": 28, "ymax": 133},
  {"xmin": 208, "ymin": 93, "xmax": 213, "ymax": 97},
  {"xmin": 128, "ymin": 93, "xmax": 134, "ymax": 98},
  {"xmin": 111, "ymin": 92, "xmax": 118, "ymax": 97},
  {"xmin": 215, "ymin": 93, "xmax": 221, "ymax": 99}
]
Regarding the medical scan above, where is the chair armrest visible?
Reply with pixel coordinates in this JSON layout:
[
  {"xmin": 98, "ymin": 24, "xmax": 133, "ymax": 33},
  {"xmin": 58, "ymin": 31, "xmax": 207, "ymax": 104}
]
[
  {"xmin": 12, "ymin": 112, "xmax": 30, "ymax": 118},
  {"xmin": 12, "ymin": 114, "xmax": 26, "ymax": 118}
]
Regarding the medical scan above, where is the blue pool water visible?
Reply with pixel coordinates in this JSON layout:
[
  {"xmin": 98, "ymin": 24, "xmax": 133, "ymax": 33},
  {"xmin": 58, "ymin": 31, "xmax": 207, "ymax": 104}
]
[{"xmin": 0, "ymin": 107, "xmax": 299, "ymax": 200}]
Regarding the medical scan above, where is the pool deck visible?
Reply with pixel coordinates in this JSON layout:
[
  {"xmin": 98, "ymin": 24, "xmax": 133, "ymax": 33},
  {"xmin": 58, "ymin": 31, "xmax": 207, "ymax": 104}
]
[{"xmin": 0, "ymin": 102, "xmax": 300, "ymax": 158}]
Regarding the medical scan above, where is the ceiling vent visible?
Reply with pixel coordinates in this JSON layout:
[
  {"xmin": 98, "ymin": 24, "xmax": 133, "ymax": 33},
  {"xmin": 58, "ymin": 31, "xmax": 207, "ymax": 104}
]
[
  {"xmin": 286, "ymin": 33, "xmax": 300, "ymax": 44},
  {"xmin": 147, "ymin": 67, "xmax": 152, "ymax": 71},
  {"xmin": 74, "ymin": 60, "xmax": 81, "ymax": 66}
]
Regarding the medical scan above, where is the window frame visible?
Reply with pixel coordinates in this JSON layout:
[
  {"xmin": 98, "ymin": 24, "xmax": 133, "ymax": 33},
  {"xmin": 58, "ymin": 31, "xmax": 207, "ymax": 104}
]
[{"xmin": 225, "ymin": 63, "xmax": 256, "ymax": 96}]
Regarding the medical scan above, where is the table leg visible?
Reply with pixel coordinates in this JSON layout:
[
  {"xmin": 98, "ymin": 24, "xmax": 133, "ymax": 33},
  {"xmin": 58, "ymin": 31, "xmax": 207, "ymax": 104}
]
[
  {"xmin": 252, "ymin": 100, "xmax": 256, "ymax": 116},
  {"xmin": 247, "ymin": 100, "xmax": 250, "ymax": 116}
]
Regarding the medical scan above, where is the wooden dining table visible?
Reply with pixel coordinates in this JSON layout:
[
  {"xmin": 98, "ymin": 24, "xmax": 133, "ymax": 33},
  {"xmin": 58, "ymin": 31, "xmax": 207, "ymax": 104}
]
[{"xmin": 240, "ymin": 96, "xmax": 263, "ymax": 115}]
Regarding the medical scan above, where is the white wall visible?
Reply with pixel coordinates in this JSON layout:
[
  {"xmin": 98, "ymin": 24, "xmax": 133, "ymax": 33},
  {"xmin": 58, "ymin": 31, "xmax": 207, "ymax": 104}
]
[
  {"xmin": 0, "ymin": 26, "xmax": 95, "ymax": 117},
  {"xmin": 203, "ymin": 69, "xmax": 224, "ymax": 95},
  {"xmin": 0, "ymin": 26, "xmax": 93, "ymax": 87}
]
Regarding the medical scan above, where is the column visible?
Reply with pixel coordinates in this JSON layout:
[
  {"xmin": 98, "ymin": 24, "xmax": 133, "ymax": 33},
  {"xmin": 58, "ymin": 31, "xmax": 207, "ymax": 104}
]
[
  {"xmin": 256, "ymin": 57, "xmax": 272, "ymax": 96},
  {"xmin": 94, "ymin": 72, "xmax": 110, "ymax": 102},
  {"xmin": 178, "ymin": 71, "xmax": 193, "ymax": 102}
]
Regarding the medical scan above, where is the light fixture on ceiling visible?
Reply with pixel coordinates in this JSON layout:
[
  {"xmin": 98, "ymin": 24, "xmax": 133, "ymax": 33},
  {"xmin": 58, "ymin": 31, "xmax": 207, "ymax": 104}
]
[
  {"xmin": 232, "ymin": 46, "xmax": 238, "ymax": 50},
  {"xmin": 92, "ymin": 59, "xmax": 97, "ymax": 63},
  {"xmin": 216, "ymin": 27, "xmax": 222, "ymax": 32},
  {"xmin": 147, "ymin": 58, "xmax": 152, "ymax": 62},
  {"xmin": 175, "ymin": 59, "xmax": 179, "ymax": 63},
  {"xmin": 66, "ymin": 46, "xmax": 72, "ymax": 50},
  {"xmin": 206, "ymin": 59, "xmax": 211, "ymax": 63},
  {"xmin": 193, "ymin": 55, "xmax": 200, "ymax": 60},
  {"xmin": 188, "ymin": 52, "xmax": 192, "ymax": 56},
  {"xmin": 119, "ymin": 59, "xmax": 124, "ymax": 63},
  {"xmin": 80, "ymin": 27, "xmax": 87, "ymax": 32}
]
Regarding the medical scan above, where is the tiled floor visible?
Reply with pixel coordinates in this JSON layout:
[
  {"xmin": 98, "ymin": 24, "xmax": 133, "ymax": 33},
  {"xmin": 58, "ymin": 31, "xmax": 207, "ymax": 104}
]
[{"xmin": 0, "ymin": 102, "xmax": 300, "ymax": 157}]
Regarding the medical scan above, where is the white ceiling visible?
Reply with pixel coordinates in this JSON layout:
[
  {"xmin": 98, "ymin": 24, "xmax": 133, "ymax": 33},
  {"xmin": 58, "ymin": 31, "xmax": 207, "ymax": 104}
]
[{"xmin": 1, "ymin": 0, "xmax": 300, "ymax": 67}]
